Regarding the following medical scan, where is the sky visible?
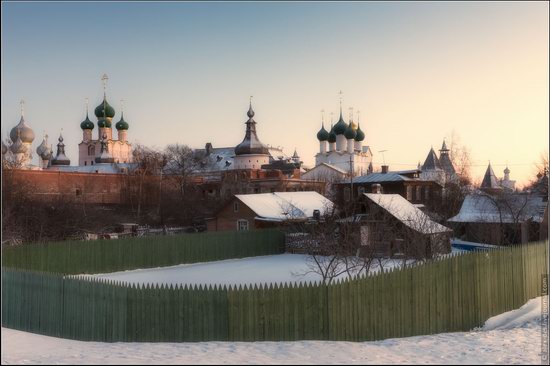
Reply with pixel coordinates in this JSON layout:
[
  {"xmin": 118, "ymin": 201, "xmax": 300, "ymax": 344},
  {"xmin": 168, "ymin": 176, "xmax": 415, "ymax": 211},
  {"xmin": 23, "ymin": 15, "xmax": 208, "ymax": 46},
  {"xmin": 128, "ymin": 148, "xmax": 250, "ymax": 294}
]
[{"xmin": 1, "ymin": 1, "xmax": 548, "ymax": 187}]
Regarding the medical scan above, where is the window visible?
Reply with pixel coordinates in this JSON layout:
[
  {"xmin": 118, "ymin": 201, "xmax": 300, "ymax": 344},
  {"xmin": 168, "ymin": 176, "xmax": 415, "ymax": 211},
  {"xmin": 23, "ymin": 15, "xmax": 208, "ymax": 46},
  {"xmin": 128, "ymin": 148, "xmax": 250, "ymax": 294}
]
[
  {"xmin": 234, "ymin": 201, "xmax": 239, "ymax": 212},
  {"xmin": 76, "ymin": 189, "xmax": 82, "ymax": 196},
  {"xmin": 416, "ymin": 186, "xmax": 422, "ymax": 201},
  {"xmin": 237, "ymin": 219, "xmax": 249, "ymax": 231},
  {"xmin": 344, "ymin": 187, "xmax": 351, "ymax": 202},
  {"xmin": 91, "ymin": 161, "xmax": 94, "ymax": 166},
  {"xmin": 84, "ymin": 161, "xmax": 87, "ymax": 166},
  {"xmin": 406, "ymin": 186, "xmax": 413, "ymax": 201},
  {"xmin": 88, "ymin": 145, "xmax": 95, "ymax": 156}
]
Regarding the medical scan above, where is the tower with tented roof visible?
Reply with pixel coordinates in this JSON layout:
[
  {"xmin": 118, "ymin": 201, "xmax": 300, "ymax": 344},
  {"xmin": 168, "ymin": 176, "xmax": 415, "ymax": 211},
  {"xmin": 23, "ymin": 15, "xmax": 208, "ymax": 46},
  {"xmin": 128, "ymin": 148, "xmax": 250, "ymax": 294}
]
[
  {"xmin": 419, "ymin": 140, "xmax": 457, "ymax": 186},
  {"xmin": 233, "ymin": 98, "xmax": 270, "ymax": 170}
]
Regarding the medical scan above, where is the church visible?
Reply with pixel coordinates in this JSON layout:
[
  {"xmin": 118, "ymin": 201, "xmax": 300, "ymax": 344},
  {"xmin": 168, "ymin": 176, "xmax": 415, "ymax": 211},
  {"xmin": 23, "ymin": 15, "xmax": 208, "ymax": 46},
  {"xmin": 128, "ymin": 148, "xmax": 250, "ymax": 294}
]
[
  {"xmin": 3, "ymin": 75, "xmax": 133, "ymax": 173},
  {"xmin": 302, "ymin": 101, "xmax": 373, "ymax": 182}
]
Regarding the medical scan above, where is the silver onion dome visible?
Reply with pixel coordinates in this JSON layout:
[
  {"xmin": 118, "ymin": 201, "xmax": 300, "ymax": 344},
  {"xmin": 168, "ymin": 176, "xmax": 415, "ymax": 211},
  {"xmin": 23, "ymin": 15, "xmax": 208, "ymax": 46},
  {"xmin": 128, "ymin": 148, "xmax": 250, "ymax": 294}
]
[
  {"xmin": 36, "ymin": 134, "xmax": 49, "ymax": 156},
  {"xmin": 10, "ymin": 116, "xmax": 35, "ymax": 144},
  {"xmin": 10, "ymin": 132, "xmax": 26, "ymax": 154}
]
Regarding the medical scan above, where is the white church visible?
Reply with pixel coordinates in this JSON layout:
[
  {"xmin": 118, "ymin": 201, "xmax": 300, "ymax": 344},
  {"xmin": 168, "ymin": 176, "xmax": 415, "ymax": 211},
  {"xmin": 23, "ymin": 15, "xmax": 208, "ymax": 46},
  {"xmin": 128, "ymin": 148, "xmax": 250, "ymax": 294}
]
[{"xmin": 303, "ymin": 104, "xmax": 373, "ymax": 182}]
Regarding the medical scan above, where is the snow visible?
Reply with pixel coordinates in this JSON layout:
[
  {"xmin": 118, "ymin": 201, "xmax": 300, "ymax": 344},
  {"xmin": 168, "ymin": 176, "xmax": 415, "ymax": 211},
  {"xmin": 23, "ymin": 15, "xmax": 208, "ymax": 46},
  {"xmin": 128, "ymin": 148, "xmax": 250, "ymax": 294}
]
[
  {"xmin": 83, "ymin": 254, "xmax": 401, "ymax": 287},
  {"xmin": 483, "ymin": 296, "xmax": 544, "ymax": 331},
  {"xmin": 448, "ymin": 193, "xmax": 546, "ymax": 224},
  {"xmin": 2, "ymin": 296, "xmax": 547, "ymax": 365},
  {"xmin": 236, "ymin": 192, "xmax": 333, "ymax": 221},
  {"xmin": 364, "ymin": 193, "xmax": 452, "ymax": 234}
]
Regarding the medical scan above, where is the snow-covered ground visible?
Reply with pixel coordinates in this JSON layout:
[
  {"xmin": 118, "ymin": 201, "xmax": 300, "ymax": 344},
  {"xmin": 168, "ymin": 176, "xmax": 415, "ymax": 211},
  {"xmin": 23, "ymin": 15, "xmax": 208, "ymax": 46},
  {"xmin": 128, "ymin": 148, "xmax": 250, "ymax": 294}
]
[
  {"xmin": 2, "ymin": 296, "xmax": 547, "ymax": 365},
  {"xmin": 84, "ymin": 254, "xmax": 403, "ymax": 287}
]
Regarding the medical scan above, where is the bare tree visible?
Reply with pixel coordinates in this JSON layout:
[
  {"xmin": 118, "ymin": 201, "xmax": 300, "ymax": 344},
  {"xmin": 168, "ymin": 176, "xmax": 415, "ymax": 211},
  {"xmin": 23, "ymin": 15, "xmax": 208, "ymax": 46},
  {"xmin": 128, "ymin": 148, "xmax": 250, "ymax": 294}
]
[
  {"xmin": 447, "ymin": 131, "xmax": 472, "ymax": 185},
  {"xmin": 129, "ymin": 144, "xmax": 165, "ymax": 220},
  {"xmin": 286, "ymin": 200, "xmax": 382, "ymax": 284},
  {"xmin": 524, "ymin": 151, "xmax": 549, "ymax": 196},
  {"xmin": 473, "ymin": 191, "xmax": 535, "ymax": 245}
]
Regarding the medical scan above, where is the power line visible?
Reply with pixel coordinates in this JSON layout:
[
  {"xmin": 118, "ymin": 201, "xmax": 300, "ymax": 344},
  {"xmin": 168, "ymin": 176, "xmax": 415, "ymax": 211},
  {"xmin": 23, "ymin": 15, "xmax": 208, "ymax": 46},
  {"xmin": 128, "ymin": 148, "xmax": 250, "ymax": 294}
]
[{"xmin": 371, "ymin": 162, "xmax": 539, "ymax": 167}]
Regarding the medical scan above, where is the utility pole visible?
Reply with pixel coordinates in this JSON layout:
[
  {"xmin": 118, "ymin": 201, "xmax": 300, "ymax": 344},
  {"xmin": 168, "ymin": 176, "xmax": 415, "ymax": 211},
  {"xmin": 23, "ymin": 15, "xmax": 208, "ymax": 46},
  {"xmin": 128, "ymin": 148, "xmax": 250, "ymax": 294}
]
[{"xmin": 349, "ymin": 155, "xmax": 354, "ymax": 202}]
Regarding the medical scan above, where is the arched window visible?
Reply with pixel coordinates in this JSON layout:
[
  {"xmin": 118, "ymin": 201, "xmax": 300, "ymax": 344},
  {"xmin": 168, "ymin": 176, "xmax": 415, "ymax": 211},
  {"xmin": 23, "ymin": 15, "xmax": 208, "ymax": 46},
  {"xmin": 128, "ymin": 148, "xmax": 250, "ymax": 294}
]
[{"xmin": 88, "ymin": 145, "xmax": 95, "ymax": 156}]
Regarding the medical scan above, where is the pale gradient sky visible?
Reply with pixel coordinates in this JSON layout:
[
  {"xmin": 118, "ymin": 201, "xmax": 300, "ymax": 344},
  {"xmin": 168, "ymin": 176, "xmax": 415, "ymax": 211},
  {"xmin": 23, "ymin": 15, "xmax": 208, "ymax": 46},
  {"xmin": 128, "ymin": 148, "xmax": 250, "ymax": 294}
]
[{"xmin": 2, "ymin": 2, "xmax": 548, "ymax": 187}]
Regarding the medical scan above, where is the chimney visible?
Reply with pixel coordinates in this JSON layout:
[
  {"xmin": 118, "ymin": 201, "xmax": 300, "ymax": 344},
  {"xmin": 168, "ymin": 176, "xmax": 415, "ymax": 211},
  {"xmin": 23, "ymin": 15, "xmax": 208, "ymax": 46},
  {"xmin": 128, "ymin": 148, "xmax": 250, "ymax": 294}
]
[
  {"xmin": 372, "ymin": 184, "xmax": 382, "ymax": 194},
  {"xmin": 381, "ymin": 165, "xmax": 389, "ymax": 174},
  {"xmin": 205, "ymin": 142, "xmax": 213, "ymax": 156}
]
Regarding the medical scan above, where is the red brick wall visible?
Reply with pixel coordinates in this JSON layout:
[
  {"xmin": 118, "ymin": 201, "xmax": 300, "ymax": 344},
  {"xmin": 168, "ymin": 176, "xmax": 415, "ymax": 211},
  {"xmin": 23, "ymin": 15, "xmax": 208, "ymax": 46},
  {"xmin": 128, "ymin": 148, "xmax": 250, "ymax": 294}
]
[{"xmin": 4, "ymin": 169, "xmax": 127, "ymax": 204}]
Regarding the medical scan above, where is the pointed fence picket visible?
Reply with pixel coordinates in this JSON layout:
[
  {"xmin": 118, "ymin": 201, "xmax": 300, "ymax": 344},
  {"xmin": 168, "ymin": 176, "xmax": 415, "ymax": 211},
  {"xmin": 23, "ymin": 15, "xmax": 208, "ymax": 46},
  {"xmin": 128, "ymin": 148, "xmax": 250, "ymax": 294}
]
[
  {"xmin": 1, "ymin": 229, "xmax": 285, "ymax": 275},
  {"xmin": 1, "ymin": 241, "xmax": 548, "ymax": 342}
]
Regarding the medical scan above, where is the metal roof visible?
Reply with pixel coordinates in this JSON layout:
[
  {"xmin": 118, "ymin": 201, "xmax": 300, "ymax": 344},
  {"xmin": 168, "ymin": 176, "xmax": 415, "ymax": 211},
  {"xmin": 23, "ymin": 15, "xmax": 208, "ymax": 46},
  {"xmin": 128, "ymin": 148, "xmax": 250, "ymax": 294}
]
[
  {"xmin": 480, "ymin": 163, "xmax": 501, "ymax": 189},
  {"xmin": 352, "ymin": 172, "xmax": 412, "ymax": 184},
  {"xmin": 422, "ymin": 147, "xmax": 442, "ymax": 171}
]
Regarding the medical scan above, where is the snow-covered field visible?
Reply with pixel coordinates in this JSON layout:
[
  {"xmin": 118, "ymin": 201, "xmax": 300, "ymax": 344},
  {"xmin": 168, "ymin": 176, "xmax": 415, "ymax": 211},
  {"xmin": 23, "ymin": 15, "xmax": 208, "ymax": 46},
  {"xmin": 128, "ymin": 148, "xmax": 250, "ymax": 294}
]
[
  {"xmin": 84, "ymin": 254, "xmax": 403, "ymax": 287},
  {"xmin": 2, "ymin": 296, "xmax": 547, "ymax": 365}
]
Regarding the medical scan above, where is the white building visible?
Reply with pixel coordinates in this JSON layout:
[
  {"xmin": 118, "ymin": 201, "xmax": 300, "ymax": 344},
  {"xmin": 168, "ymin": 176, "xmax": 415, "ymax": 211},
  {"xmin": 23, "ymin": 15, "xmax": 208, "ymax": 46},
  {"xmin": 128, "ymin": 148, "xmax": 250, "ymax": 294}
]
[
  {"xmin": 312, "ymin": 107, "xmax": 373, "ymax": 180},
  {"xmin": 78, "ymin": 81, "xmax": 132, "ymax": 167},
  {"xmin": 232, "ymin": 101, "xmax": 271, "ymax": 170}
]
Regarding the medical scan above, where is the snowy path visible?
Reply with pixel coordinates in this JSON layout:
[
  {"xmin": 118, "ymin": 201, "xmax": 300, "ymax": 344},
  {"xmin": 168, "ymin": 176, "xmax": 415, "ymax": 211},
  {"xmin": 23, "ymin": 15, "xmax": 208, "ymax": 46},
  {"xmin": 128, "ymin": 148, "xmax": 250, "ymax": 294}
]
[{"xmin": 2, "ymin": 297, "xmax": 547, "ymax": 365}]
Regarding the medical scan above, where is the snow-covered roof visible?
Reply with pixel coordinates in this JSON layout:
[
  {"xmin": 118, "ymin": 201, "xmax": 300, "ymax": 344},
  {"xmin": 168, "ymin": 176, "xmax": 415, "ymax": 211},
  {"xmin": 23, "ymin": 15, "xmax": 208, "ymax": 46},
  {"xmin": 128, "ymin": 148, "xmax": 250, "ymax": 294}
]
[
  {"xmin": 235, "ymin": 191, "xmax": 334, "ymax": 221},
  {"xmin": 197, "ymin": 147, "xmax": 235, "ymax": 172},
  {"xmin": 194, "ymin": 146, "xmax": 291, "ymax": 173},
  {"xmin": 448, "ymin": 193, "xmax": 547, "ymax": 224},
  {"xmin": 364, "ymin": 193, "xmax": 452, "ymax": 234},
  {"xmin": 304, "ymin": 163, "xmax": 348, "ymax": 176}
]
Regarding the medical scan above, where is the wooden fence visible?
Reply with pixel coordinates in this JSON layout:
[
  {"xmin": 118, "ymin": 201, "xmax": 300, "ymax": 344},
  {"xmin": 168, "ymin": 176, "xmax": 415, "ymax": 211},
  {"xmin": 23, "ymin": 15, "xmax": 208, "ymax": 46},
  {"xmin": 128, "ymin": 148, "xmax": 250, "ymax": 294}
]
[
  {"xmin": 1, "ymin": 229, "xmax": 285, "ymax": 275},
  {"xmin": 2, "ymin": 241, "xmax": 547, "ymax": 342}
]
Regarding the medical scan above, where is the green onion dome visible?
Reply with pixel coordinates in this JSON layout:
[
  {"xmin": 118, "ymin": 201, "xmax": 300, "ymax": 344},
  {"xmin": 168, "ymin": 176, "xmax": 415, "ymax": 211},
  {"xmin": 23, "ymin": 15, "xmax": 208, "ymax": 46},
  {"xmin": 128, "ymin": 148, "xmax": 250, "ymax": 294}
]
[
  {"xmin": 354, "ymin": 123, "xmax": 365, "ymax": 142},
  {"xmin": 316, "ymin": 123, "xmax": 329, "ymax": 141},
  {"xmin": 333, "ymin": 113, "xmax": 348, "ymax": 135},
  {"xmin": 344, "ymin": 123, "xmax": 357, "ymax": 139},
  {"xmin": 80, "ymin": 113, "xmax": 94, "ymax": 130},
  {"xmin": 115, "ymin": 113, "xmax": 129, "ymax": 130},
  {"xmin": 97, "ymin": 118, "xmax": 112, "ymax": 128},
  {"xmin": 328, "ymin": 124, "xmax": 337, "ymax": 143},
  {"xmin": 94, "ymin": 97, "xmax": 116, "ymax": 119}
]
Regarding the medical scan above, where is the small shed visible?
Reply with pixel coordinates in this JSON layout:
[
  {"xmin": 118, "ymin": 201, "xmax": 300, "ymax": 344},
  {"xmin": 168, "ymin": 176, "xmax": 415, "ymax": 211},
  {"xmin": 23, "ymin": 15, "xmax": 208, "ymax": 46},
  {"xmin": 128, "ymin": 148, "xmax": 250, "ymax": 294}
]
[{"xmin": 448, "ymin": 192, "xmax": 547, "ymax": 245}]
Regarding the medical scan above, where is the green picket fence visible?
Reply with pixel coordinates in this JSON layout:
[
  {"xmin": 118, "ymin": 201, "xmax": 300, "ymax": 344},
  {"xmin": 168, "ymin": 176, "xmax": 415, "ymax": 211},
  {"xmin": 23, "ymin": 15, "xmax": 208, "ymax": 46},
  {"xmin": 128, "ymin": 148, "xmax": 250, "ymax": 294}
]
[
  {"xmin": 1, "ymin": 229, "xmax": 285, "ymax": 275},
  {"xmin": 2, "ymin": 241, "xmax": 547, "ymax": 342}
]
